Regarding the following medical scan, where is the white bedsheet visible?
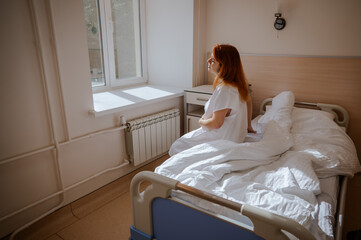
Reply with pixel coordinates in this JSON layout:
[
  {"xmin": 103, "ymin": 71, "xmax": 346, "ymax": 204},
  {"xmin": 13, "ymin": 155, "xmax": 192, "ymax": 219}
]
[
  {"xmin": 156, "ymin": 122, "xmax": 322, "ymax": 234},
  {"xmin": 155, "ymin": 91, "xmax": 360, "ymax": 239},
  {"xmin": 169, "ymin": 177, "xmax": 338, "ymax": 240}
]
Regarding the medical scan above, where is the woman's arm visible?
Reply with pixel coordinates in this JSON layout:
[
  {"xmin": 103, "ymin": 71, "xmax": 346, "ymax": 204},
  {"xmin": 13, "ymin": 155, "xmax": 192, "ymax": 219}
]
[
  {"xmin": 199, "ymin": 109, "xmax": 230, "ymax": 129},
  {"xmin": 247, "ymin": 97, "xmax": 257, "ymax": 133}
]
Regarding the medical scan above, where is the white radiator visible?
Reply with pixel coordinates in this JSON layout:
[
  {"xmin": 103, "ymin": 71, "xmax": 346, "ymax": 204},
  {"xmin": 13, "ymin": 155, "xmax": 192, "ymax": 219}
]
[{"xmin": 125, "ymin": 109, "xmax": 180, "ymax": 166}]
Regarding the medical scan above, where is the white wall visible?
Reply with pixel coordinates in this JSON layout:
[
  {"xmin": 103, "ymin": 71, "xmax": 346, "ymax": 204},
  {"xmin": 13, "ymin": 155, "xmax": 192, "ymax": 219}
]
[
  {"xmin": 0, "ymin": 0, "xmax": 189, "ymax": 237},
  {"xmin": 146, "ymin": 0, "xmax": 194, "ymax": 89},
  {"xmin": 204, "ymin": 0, "xmax": 361, "ymax": 57}
]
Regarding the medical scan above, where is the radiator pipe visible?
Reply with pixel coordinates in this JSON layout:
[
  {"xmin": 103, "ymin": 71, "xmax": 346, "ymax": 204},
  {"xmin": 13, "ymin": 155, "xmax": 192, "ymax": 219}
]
[{"xmin": 0, "ymin": 125, "xmax": 127, "ymax": 166}]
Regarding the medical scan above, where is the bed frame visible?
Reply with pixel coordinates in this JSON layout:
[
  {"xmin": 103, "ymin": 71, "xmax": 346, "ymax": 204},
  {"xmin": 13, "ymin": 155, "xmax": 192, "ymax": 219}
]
[{"xmin": 129, "ymin": 101, "xmax": 349, "ymax": 240}]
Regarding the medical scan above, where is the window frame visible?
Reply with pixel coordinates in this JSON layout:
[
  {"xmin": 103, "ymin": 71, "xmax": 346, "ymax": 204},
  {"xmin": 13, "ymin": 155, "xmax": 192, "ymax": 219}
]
[{"xmin": 91, "ymin": 0, "xmax": 148, "ymax": 93}]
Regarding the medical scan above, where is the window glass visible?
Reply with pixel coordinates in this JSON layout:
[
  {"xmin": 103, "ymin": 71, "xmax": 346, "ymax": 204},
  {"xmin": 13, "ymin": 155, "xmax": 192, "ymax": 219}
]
[
  {"xmin": 111, "ymin": 0, "xmax": 142, "ymax": 80},
  {"xmin": 83, "ymin": 0, "xmax": 106, "ymax": 87},
  {"xmin": 83, "ymin": 0, "xmax": 145, "ymax": 89}
]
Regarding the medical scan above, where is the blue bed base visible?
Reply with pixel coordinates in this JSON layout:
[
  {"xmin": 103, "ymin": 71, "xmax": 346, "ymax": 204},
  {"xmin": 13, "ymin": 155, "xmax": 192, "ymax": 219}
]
[{"xmin": 130, "ymin": 197, "xmax": 264, "ymax": 240}]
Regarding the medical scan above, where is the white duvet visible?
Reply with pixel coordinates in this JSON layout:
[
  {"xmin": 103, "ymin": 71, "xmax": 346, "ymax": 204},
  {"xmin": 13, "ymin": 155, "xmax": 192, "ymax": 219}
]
[{"xmin": 155, "ymin": 91, "xmax": 360, "ymax": 240}]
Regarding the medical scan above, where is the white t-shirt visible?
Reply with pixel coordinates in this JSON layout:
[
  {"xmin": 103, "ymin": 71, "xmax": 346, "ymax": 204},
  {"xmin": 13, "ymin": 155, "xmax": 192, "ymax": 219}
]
[{"xmin": 169, "ymin": 84, "xmax": 247, "ymax": 156}]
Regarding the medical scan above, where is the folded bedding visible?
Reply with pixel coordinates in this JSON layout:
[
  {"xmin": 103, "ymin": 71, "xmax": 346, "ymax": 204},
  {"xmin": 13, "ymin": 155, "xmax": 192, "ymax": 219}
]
[
  {"xmin": 155, "ymin": 91, "xmax": 360, "ymax": 240},
  {"xmin": 170, "ymin": 177, "xmax": 338, "ymax": 240},
  {"xmin": 314, "ymin": 177, "xmax": 339, "ymax": 240}
]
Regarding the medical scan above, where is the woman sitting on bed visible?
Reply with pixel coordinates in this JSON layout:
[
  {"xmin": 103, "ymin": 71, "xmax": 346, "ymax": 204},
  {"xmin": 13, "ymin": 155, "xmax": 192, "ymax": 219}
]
[{"xmin": 169, "ymin": 44, "xmax": 255, "ymax": 156}]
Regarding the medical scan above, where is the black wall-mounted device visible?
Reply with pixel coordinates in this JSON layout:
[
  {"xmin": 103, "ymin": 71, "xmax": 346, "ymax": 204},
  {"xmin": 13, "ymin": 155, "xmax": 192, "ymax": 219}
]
[{"xmin": 274, "ymin": 13, "xmax": 286, "ymax": 30}]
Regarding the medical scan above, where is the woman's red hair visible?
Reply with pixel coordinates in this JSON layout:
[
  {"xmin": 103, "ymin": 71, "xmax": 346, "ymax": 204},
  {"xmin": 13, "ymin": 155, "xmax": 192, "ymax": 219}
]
[{"xmin": 212, "ymin": 44, "xmax": 249, "ymax": 102}]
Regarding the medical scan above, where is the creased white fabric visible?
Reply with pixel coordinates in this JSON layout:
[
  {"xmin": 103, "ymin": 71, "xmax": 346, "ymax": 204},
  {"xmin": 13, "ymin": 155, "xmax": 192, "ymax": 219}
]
[
  {"xmin": 253, "ymin": 103, "xmax": 361, "ymax": 178},
  {"xmin": 312, "ymin": 177, "xmax": 339, "ymax": 240},
  {"xmin": 290, "ymin": 107, "xmax": 361, "ymax": 178},
  {"xmin": 157, "ymin": 120, "xmax": 293, "ymax": 186},
  {"xmin": 258, "ymin": 91, "xmax": 295, "ymax": 131},
  {"xmin": 155, "ymin": 91, "xmax": 360, "ymax": 240},
  {"xmin": 155, "ymin": 121, "xmax": 321, "ymax": 232}
]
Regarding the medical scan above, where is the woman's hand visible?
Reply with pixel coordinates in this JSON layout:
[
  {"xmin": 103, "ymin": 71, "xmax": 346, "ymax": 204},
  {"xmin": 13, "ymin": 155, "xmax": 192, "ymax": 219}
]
[
  {"xmin": 246, "ymin": 97, "xmax": 256, "ymax": 133},
  {"xmin": 199, "ymin": 109, "xmax": 230, "ymax": 129},
  {"xmin": 247, "ymin": 126, "xmax": 257, "ymax": 133}
]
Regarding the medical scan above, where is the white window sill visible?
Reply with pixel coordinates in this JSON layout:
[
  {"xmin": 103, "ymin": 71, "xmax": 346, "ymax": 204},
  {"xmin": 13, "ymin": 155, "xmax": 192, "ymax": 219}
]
[{"xmin": 89, "ymin": 84, "xmax": 184, "ymax": 117}]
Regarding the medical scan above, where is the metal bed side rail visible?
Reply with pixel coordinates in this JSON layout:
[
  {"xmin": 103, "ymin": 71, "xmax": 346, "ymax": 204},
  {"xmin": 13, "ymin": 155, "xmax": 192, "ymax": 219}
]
[
  {"xmin": 130, "ymin": 171, "xmax": 316, "ymax": 240},
  {"xmin": 259, "ymin": 98, "xmax": 349, "ymax": 129},
  {"xmin": 335, "ymin": 176, "xmax": 348, "ymax": 240}
]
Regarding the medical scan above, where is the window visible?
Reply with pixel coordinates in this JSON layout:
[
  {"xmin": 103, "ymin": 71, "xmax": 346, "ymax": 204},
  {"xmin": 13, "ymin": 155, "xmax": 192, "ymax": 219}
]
[{"xmin": 83, "ymin": 0, "xmax": 146, "ymax": 90}]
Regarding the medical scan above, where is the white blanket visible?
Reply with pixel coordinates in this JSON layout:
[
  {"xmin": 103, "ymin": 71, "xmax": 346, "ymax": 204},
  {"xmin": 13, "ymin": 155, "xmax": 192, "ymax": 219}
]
[
  {"xmin": 155, "ymin": 91, "xmax": 360, "ymax": 239},
  {"xmin": 156, "ymin": 121, "xmax": 321, "ymax": 231},
  {"xmin": 157, "ymin": 121, "xmax": 292, "ymax": 184}
]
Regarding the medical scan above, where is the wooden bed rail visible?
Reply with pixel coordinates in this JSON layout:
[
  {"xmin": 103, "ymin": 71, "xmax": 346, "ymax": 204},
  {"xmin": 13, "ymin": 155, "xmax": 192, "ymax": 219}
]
[
  {"xmin": 176, "ymin": 183, "xmax": 242, "ymax": 212},
  {"xmin": 178, "ymin": 182, "xmax": 316, "ymax": 240},
  {"xmin": 130, "ymin": 171, "xmax": 316, "ymax": 240}
]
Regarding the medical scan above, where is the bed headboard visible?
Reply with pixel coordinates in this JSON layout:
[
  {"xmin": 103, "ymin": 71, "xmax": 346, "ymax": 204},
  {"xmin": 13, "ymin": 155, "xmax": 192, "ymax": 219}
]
[{"xmin": 259, "ymin": 98, "xmax": 350, "ymax": 129}]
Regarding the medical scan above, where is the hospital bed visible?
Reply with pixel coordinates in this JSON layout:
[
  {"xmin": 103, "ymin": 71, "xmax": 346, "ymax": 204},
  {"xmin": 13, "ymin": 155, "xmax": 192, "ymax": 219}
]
[{"xmin": 129, "ymin": 92, "xmax": 360, "ymax": 240}]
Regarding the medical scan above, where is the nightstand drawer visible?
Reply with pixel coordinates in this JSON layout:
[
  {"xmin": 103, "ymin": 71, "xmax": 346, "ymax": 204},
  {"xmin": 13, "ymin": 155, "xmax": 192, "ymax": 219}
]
[{"xmin": 185, "ymin": 92, "xmax": 211, "ymax": 106}]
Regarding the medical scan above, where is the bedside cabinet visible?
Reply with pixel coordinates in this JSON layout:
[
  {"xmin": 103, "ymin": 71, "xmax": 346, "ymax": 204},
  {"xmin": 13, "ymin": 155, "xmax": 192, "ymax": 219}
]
[{"xmin": 184, "ymin": 85, "xmax": 213, "ymax": 132}]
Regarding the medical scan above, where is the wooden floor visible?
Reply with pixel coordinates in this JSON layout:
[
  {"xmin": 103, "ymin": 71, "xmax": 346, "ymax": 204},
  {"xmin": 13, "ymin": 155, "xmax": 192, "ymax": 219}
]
[{"xmin": 4, "ymin": 155, "xmax": 168, "ymax": 240}]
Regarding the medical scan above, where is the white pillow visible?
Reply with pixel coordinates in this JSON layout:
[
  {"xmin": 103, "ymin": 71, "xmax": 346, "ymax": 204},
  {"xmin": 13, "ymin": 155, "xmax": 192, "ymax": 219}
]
[
  {"xmin": 257, "ymin": 91, "xmax": 295, "ymax": 132},
  {"xmin": 291, "ymin": 107, "xmax": 335, "ymax": 133},
  {"xmin": 290, "ymin": 107, "xmax": 361, "ymax": 177}
]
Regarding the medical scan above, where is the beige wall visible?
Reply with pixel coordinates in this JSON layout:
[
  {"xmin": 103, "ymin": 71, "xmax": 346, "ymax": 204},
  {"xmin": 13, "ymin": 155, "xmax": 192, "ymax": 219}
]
[
  {"xmin": 204, "ymin": 0, "xmax": 361, "ymax": 57},
  {"xmin": 193, "ymin": 0, "xmax": 361, "ymax": 86}
]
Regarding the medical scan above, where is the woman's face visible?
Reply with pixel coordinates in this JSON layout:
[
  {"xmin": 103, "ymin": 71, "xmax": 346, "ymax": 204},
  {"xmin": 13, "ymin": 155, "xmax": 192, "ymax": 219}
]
[{"xmin": 207, "ymin": 54, "xmax": 220, "ymax": 75}]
